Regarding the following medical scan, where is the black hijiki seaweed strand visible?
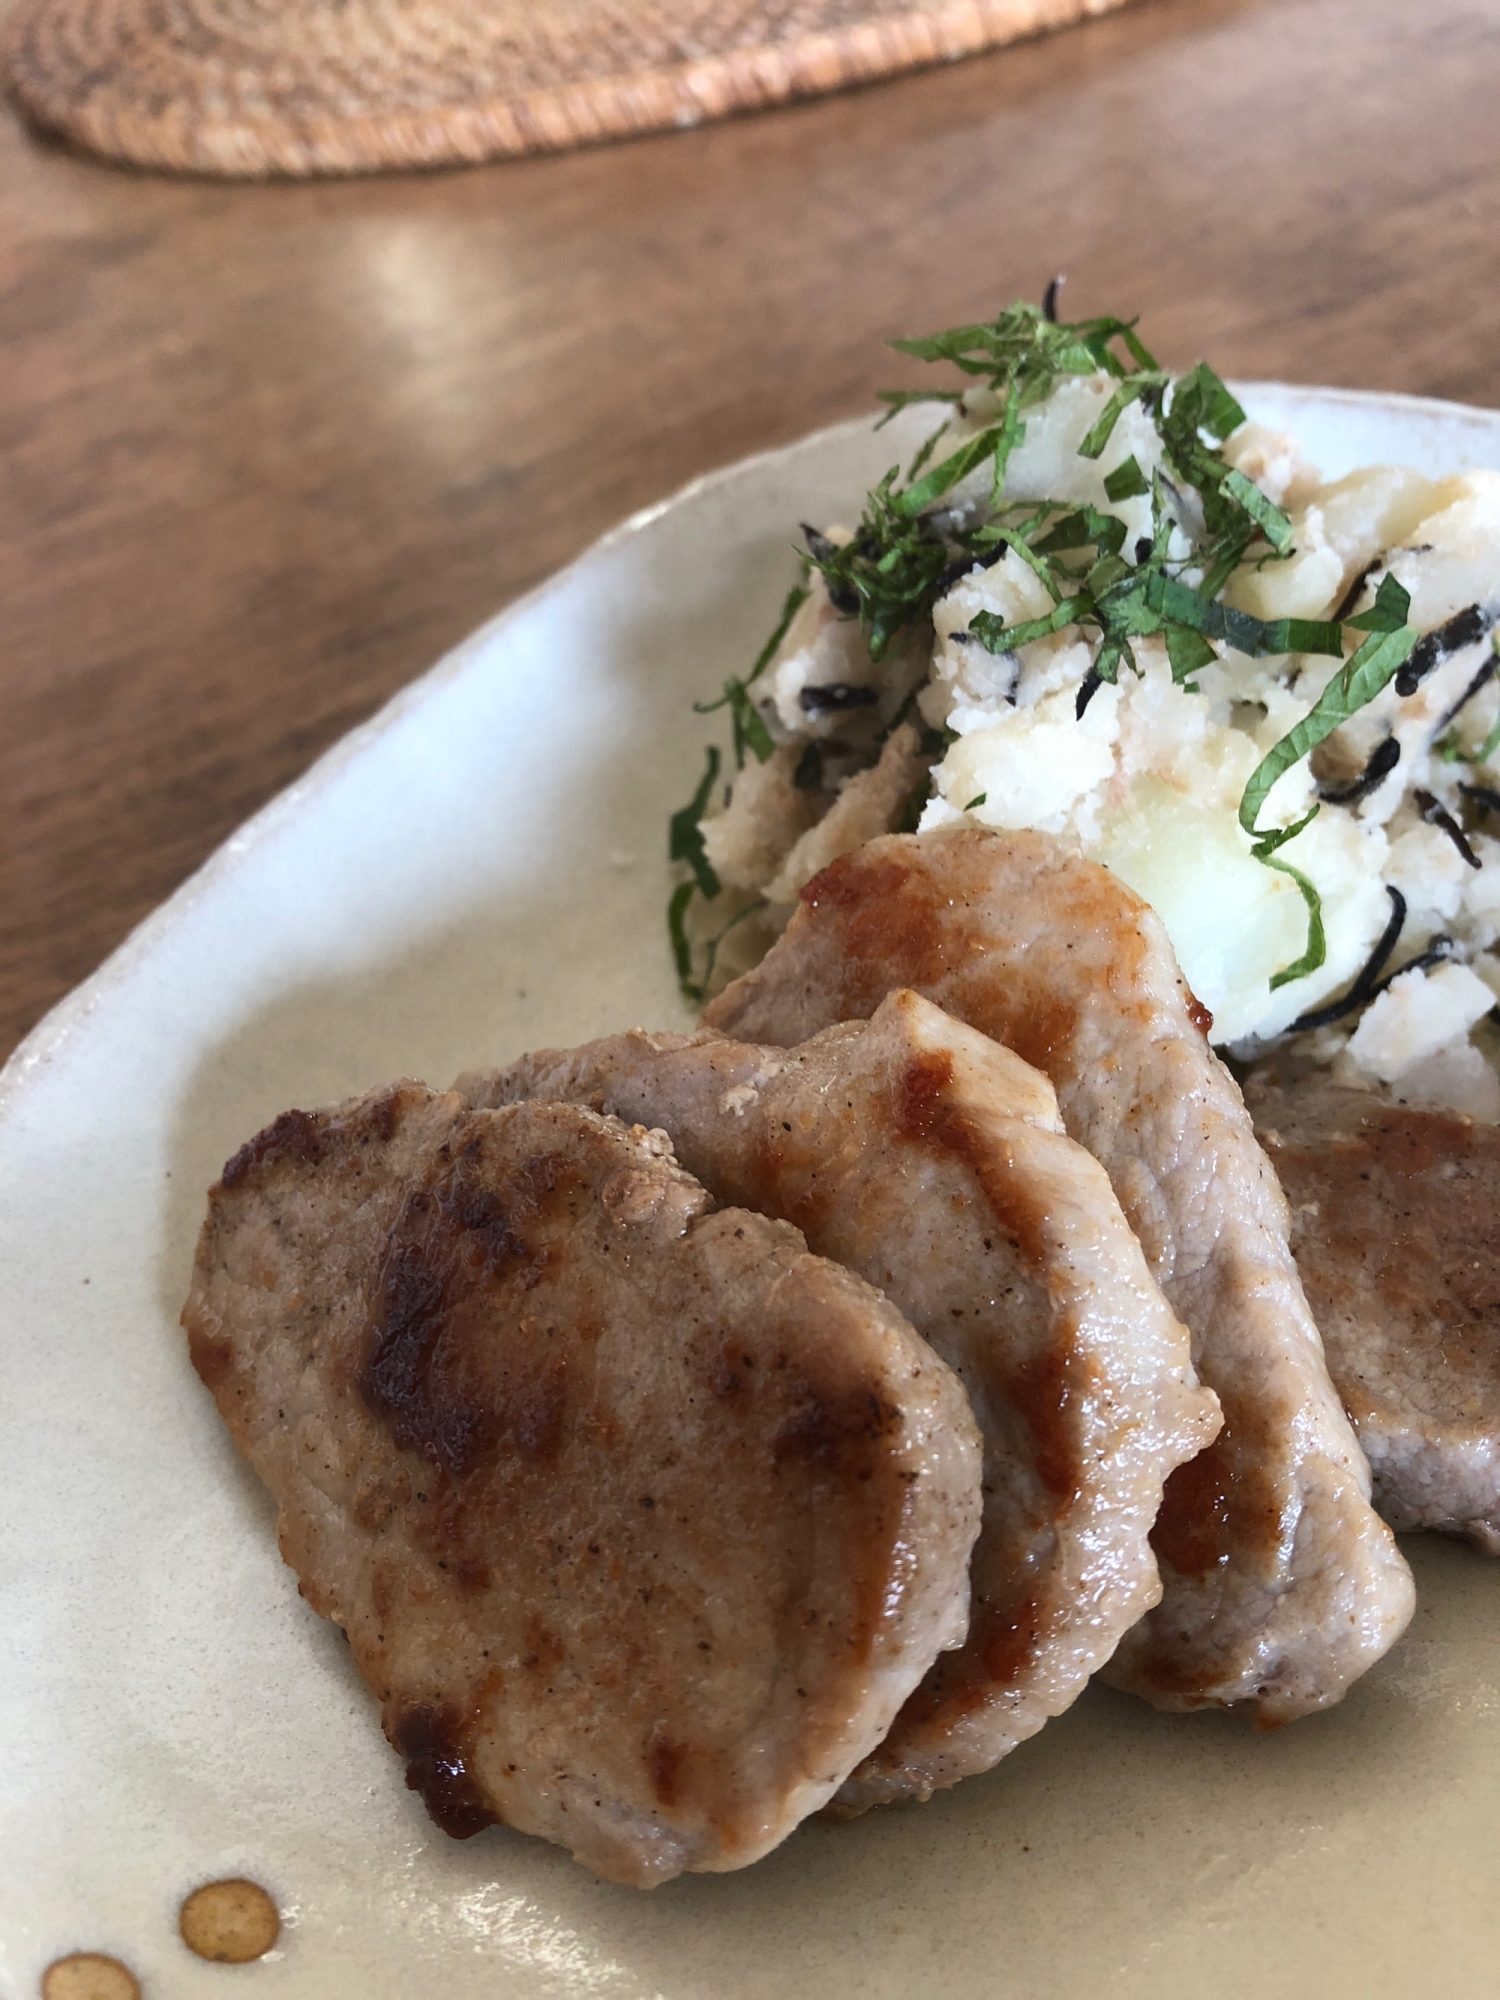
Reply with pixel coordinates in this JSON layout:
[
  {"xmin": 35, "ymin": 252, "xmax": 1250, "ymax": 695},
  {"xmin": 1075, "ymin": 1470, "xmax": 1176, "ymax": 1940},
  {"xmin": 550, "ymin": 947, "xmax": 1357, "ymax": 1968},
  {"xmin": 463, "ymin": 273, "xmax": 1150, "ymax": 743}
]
[
  {"xmin": 1317, "ymin": 735, "xmax": 1401, "ymax": 806},
  {"xmin": 1415, "ymin": 787, "xmax": 1482, "ymax": 869}
]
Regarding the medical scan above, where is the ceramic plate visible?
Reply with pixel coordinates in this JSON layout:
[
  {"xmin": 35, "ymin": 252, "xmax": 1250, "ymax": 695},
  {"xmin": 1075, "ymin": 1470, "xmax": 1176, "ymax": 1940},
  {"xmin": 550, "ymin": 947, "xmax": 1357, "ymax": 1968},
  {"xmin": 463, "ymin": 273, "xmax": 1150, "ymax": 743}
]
[{"xmin": 4, "ymin": 386, "xmax": 1499, "ymax": 2000}]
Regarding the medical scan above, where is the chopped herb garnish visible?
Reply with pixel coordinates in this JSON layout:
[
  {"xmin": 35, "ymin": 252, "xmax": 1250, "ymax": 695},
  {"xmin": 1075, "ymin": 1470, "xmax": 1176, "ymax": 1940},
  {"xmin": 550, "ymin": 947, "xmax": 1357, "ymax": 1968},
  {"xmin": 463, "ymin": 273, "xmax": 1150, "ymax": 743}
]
[
  {"xmin": 691, "ymin": 574, "xmax": 809, "ymax": 772},
  {"xmin": 675, "ymin": 295, "xmax": 1472, "ymax": 1007},
  {"xmin": 668, "ymin": 745, "xmax": 722, "ymax": 899},
  {"xmin": 970, "ymin": 598, "xmax": 1080, "ymax": 654},
  {"xmin": 748, "ymin": 577, "xmax": 811, "ymax": 684},
  {"xmin": 1346, "ymin": 571, "xmax": 1415, "ymax": 635},
  {"xmin": 1440, "ymin": 669, "xmax": 1500, "ymax": 768},
  {"xmin": 894, "ymin": 782, "xmax": 928, "ymax": 834},
  {"xmin": 873, "ymin": 387, "xmax": 964, "ymax": 429},
  {"xmin": 670, "ymin": 883, "xmax": 766, "ymax": 1004},
  {"xmin": 1237, "ymin": 619, "xmax": 1417, "ymax": 843},
  {"xmin": 800, "ymin": 303, "xmax": 1171, "ymax": 662},
  {"xmin": 1238, "ymin": 617, "xmax": 1418, "ymax": 985},
  {"xmin": 1104, "ymin": 455, "xmax": 1150, "ymax": 502},
  {"xmin": 693, "ymin": 899, "xmax": 766, "ymax": 1004},
  {"xmin": 1331, "ymin": 557, "xmax": 1383, "ymax": 624},
  {"xmin": 691, "ymin": 677, "xmax": 776, "ymax": 767},
  {"xmin": 667, "ymin": 878, "xmax": 698, "ymax": 989},
  {"xmin": 1034, "ymin": 504, "xmax": 1128, "ymax": 558},
  {"xmin": 964, "ymin": 792, "xmax": 988, "ymax": 811},
  {"xmin": 792, "ymin": 740, "xmax": 824, "ymax": 790}
]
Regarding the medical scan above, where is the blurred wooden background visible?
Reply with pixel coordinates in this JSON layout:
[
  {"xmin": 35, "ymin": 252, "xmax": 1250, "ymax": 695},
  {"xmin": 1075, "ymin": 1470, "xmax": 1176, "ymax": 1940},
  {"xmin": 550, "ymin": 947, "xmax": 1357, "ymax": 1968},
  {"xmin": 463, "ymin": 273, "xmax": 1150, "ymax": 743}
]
[{"xmin": 5, "ymin": 0, "xmax": 1499, "ymax": 1059}]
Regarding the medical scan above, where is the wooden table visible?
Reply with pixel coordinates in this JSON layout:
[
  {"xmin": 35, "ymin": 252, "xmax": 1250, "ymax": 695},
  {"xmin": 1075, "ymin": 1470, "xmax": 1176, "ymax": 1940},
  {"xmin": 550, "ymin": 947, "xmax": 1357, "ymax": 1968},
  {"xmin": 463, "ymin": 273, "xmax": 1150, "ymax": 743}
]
[{"xmin": 5, "ymin": 0, "xmax": 1499, "ymax": 1062}]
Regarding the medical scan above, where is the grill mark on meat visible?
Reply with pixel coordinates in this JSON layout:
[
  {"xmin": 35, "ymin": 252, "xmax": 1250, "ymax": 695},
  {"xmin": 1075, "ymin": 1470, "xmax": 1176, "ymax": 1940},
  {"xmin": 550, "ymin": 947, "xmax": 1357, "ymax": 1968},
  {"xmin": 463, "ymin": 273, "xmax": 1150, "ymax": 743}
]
[
  {"xmin": 1150, "ymin": 1441, "xmax": 1233, "ymax": 1581},
  {"xmin": 184, "ymin": 1087, "xmax": 983, "ymax": 1882},
  {"xmin": 894, "ymin": 1047, "xmax": 957, "ymax": 1128},
  {"xmin": 707, "ymin": 830, "xmax": 1415, "ymax": 1720},
  {"xmin": 361, "ymin": 1241, "xmax": 495, "ymax": 1478},
  {"xmin": 512, "ymin": 1360, "xmax": 568, "ymax": 1461},
  {"xmin": 747, "ymin": 1119, "xmax": 834, "ymax": 1244},
  {"xmin": 896, "ymin": 1047, "xmax": 1051, "ymax": 1269},
  {"xmin": 391, "ymin": 1705, "xmax": 498, "ymax": 1839},
  {"xmin": 187, "ymin": 1322, "xmax": 235, "ymax": 1391},
  {"xmin": 469, "ymin": 991, "xmax": 1218, "ymax": 1805},
  {"xmin": 649, "ymin": 1733, "xmax": 686, "ymax": 1809},
  {"xmin": 801, "ymin": 850, "xmax": 950, "ymax": 994},
  {"xmin": 1149, "ymin": 1393, "xmax": 1284, "ymax": 1582},
  {"xmin": 445, "ymin": 1184, "xmax": 531, "ymax": 1270},
  {"xmin": 221, "ymin": 1106, "xmax": 326, "ymax": 1188},
  {"xmin": 772, "ymin": 1386, "xmax": 902, "ymax": 1471},
  {"xmin": 1006, "ymin": 992, "xmax": 1083, "ymax": 1073},
  {"xmin": 981, "ymin": 1593, "xmax": 1044, "ymax": 1688},
  {"xmin": 363, "ymin": 1086, "xmax": 404, "ymax": 1146},
  {"xmin": 370, "ymin": 1559, "xmax": 398, "ymax": 1627},
  {"xmin": 359, "ymin": 1155, "xmax": 573, "ymax": 1482},
  {"xmin": 904, "ymin": 1585, "xmax": 1051, "ymax": 1724},
  {"xmin": 896, "ymin": 1046, "xmax": 1084, "ymax": 1509},
  {"xmin": 1007, "ymin": 1348, "xmax": 1082, "ymax": 1507},
  {"xmin": 521, "ymin": 1613, "xmax": 566, "ymax": 1673},
  {"xmin": 711, "ymin": 1345, "xmax": 746, "ymax": 1399},
  {"xmin": 894, "ymin": 1590, "xmax": 1044, "ymax": 1727}
]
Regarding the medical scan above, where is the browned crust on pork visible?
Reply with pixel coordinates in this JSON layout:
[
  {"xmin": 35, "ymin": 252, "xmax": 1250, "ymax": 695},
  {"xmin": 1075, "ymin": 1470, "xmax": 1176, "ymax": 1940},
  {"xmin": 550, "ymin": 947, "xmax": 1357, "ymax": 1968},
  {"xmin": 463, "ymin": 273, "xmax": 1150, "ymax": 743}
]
[
  {"xmin": 463, "ymin": 989, "xmax": 1219, "ymax": 1807},
  {"xmin": 182, "ymin": 1083, "xmax": 981, "ymax": 1884},
  {"xmin": 1251, "ymin": 1078, "xmax": 1500, "ymax": 1554},
  {"xmin": 705, "ymin": 829, "xmax": 1415, "ymax": 1721}
]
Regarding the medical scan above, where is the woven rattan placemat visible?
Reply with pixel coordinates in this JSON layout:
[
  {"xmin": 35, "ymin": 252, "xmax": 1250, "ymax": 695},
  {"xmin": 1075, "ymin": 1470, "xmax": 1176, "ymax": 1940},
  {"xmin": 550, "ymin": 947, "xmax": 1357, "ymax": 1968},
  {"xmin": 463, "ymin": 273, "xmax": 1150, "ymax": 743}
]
[{"xmin": 6, "ymin": 0, "xmax": 1133, "ymax": 179}]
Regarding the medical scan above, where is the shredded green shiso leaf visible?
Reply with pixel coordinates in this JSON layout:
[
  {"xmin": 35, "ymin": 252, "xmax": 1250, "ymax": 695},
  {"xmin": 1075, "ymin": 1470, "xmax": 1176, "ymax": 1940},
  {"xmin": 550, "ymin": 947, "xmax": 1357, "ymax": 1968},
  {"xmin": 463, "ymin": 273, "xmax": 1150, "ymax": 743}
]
[{"xmin": 668, "ymin": 297, "xmax": 1423, "ymax": 1005}]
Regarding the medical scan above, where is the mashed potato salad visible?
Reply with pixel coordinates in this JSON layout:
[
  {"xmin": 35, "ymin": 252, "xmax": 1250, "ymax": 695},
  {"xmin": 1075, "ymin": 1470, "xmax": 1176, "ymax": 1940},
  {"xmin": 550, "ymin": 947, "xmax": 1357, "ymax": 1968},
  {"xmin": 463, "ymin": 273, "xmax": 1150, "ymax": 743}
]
[{"xmin": 670, "ymin": 299, "xmax": 1500, "ymax": 1116}]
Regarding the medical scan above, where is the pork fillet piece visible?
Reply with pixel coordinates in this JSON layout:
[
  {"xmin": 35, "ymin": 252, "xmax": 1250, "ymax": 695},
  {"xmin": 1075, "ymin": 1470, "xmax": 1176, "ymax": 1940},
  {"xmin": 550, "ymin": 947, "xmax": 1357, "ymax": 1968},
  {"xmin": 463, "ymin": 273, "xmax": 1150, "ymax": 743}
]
[
  {"xmin": 182, "ymin": 1084, "xmax": 982, "ymax": 1886},
  {"xmin": 458, "ymin": 989, "xmax": 1220, "ymax": 1810},
  {"xmin": 704, "ymin": 829, "xmax": 1416, "ymax": 1721},
  {"xmin": 1250, "ymin": 1077, "xmax": 1500, "ymax": 1554}
]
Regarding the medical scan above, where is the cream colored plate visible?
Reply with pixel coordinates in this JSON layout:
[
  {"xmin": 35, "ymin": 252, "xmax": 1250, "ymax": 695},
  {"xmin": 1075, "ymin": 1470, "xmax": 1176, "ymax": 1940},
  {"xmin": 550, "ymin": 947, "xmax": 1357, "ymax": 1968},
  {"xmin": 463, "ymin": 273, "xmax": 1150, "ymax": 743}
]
[{"xmin": 3, "ymin": 386, "xmax": 1499, "ymax": 2000}]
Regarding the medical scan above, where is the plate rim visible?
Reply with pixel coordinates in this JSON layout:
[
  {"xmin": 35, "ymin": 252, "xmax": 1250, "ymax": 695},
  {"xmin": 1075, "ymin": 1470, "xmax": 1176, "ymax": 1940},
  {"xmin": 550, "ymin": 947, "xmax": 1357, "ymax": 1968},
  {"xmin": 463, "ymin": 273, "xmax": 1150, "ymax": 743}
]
[{"xmin": 6, "ymin": 374, "xmax": 1500, "ymax": 1997}]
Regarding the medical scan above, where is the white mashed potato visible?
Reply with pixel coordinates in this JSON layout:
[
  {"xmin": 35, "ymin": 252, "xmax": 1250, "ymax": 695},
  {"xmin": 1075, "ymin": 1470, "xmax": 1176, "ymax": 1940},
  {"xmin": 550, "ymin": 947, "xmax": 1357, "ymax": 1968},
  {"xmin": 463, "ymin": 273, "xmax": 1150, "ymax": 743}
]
[{"xmin": 702, "ymin": 373, "xmax": 1500, "ymax": 1115}]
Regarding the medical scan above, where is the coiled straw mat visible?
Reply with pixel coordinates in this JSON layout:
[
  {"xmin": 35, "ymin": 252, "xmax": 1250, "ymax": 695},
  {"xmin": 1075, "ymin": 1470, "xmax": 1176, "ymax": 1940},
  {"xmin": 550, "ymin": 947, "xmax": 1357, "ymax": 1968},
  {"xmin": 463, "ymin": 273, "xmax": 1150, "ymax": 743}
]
[{"xmin": 6, "ymin": 0, "xmax": 1132, "ymax": 179}]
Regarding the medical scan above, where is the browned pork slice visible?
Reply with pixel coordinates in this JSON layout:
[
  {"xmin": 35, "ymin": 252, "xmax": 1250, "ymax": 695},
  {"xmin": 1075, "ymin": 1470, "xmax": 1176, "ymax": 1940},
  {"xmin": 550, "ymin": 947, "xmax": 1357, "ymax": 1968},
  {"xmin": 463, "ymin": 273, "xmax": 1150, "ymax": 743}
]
[
  {"xmin": 181, "ymin": 1085, "xmax": 982, "ymax": 1887},
  {"xmin": 704, "ymin": 829, "xmax": 1416, "ymax": 1722},
  {"xmin": 1250, "ymin": 1077, "xmax": 1500, "ymax": 1554},
  {"xmin": 457, "ymin": 989, "xmax": 1220, "ymax": 1811}
]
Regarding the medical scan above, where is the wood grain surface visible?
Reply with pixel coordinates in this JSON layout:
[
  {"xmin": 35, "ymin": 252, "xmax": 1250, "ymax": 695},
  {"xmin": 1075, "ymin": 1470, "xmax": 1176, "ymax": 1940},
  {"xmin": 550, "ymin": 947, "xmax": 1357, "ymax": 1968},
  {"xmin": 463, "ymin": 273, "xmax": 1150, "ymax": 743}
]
[{"xmin": 4, "ymin": 0, "xmax": 1500, "ymax": 1061}]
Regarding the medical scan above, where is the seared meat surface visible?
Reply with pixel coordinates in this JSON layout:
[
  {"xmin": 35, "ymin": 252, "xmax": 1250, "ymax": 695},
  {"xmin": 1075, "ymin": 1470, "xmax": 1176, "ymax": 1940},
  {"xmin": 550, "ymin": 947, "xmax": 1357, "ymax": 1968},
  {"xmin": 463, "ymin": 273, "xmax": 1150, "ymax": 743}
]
[
  {"xmin": 459, "ymin": 990, "xmax": 1220, "ymax": 1811},
  {"xmin": 705, "ymin": 830, "xmax": 1416, "ymax": 1721},
  {"xmin": 182, "ymin": 1085, "xmax": 982, "ymax": 1886},
  {"xmin": 1250, "ymin": 1078, "xmax": 1500, "ymax": 1554}
]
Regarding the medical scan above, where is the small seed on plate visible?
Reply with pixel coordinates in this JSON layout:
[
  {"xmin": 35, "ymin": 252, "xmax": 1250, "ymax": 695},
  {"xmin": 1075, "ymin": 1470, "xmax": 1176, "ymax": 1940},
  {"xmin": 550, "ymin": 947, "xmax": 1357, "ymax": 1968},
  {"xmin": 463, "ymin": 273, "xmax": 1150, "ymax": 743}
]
[
  {"xmin": 40, "ymin": 1954, "xmax": 140, "ymax": 2000},
  {"xmin": 178, "ymin": 1877, "xmax": 280, "ymax": 1963}
]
